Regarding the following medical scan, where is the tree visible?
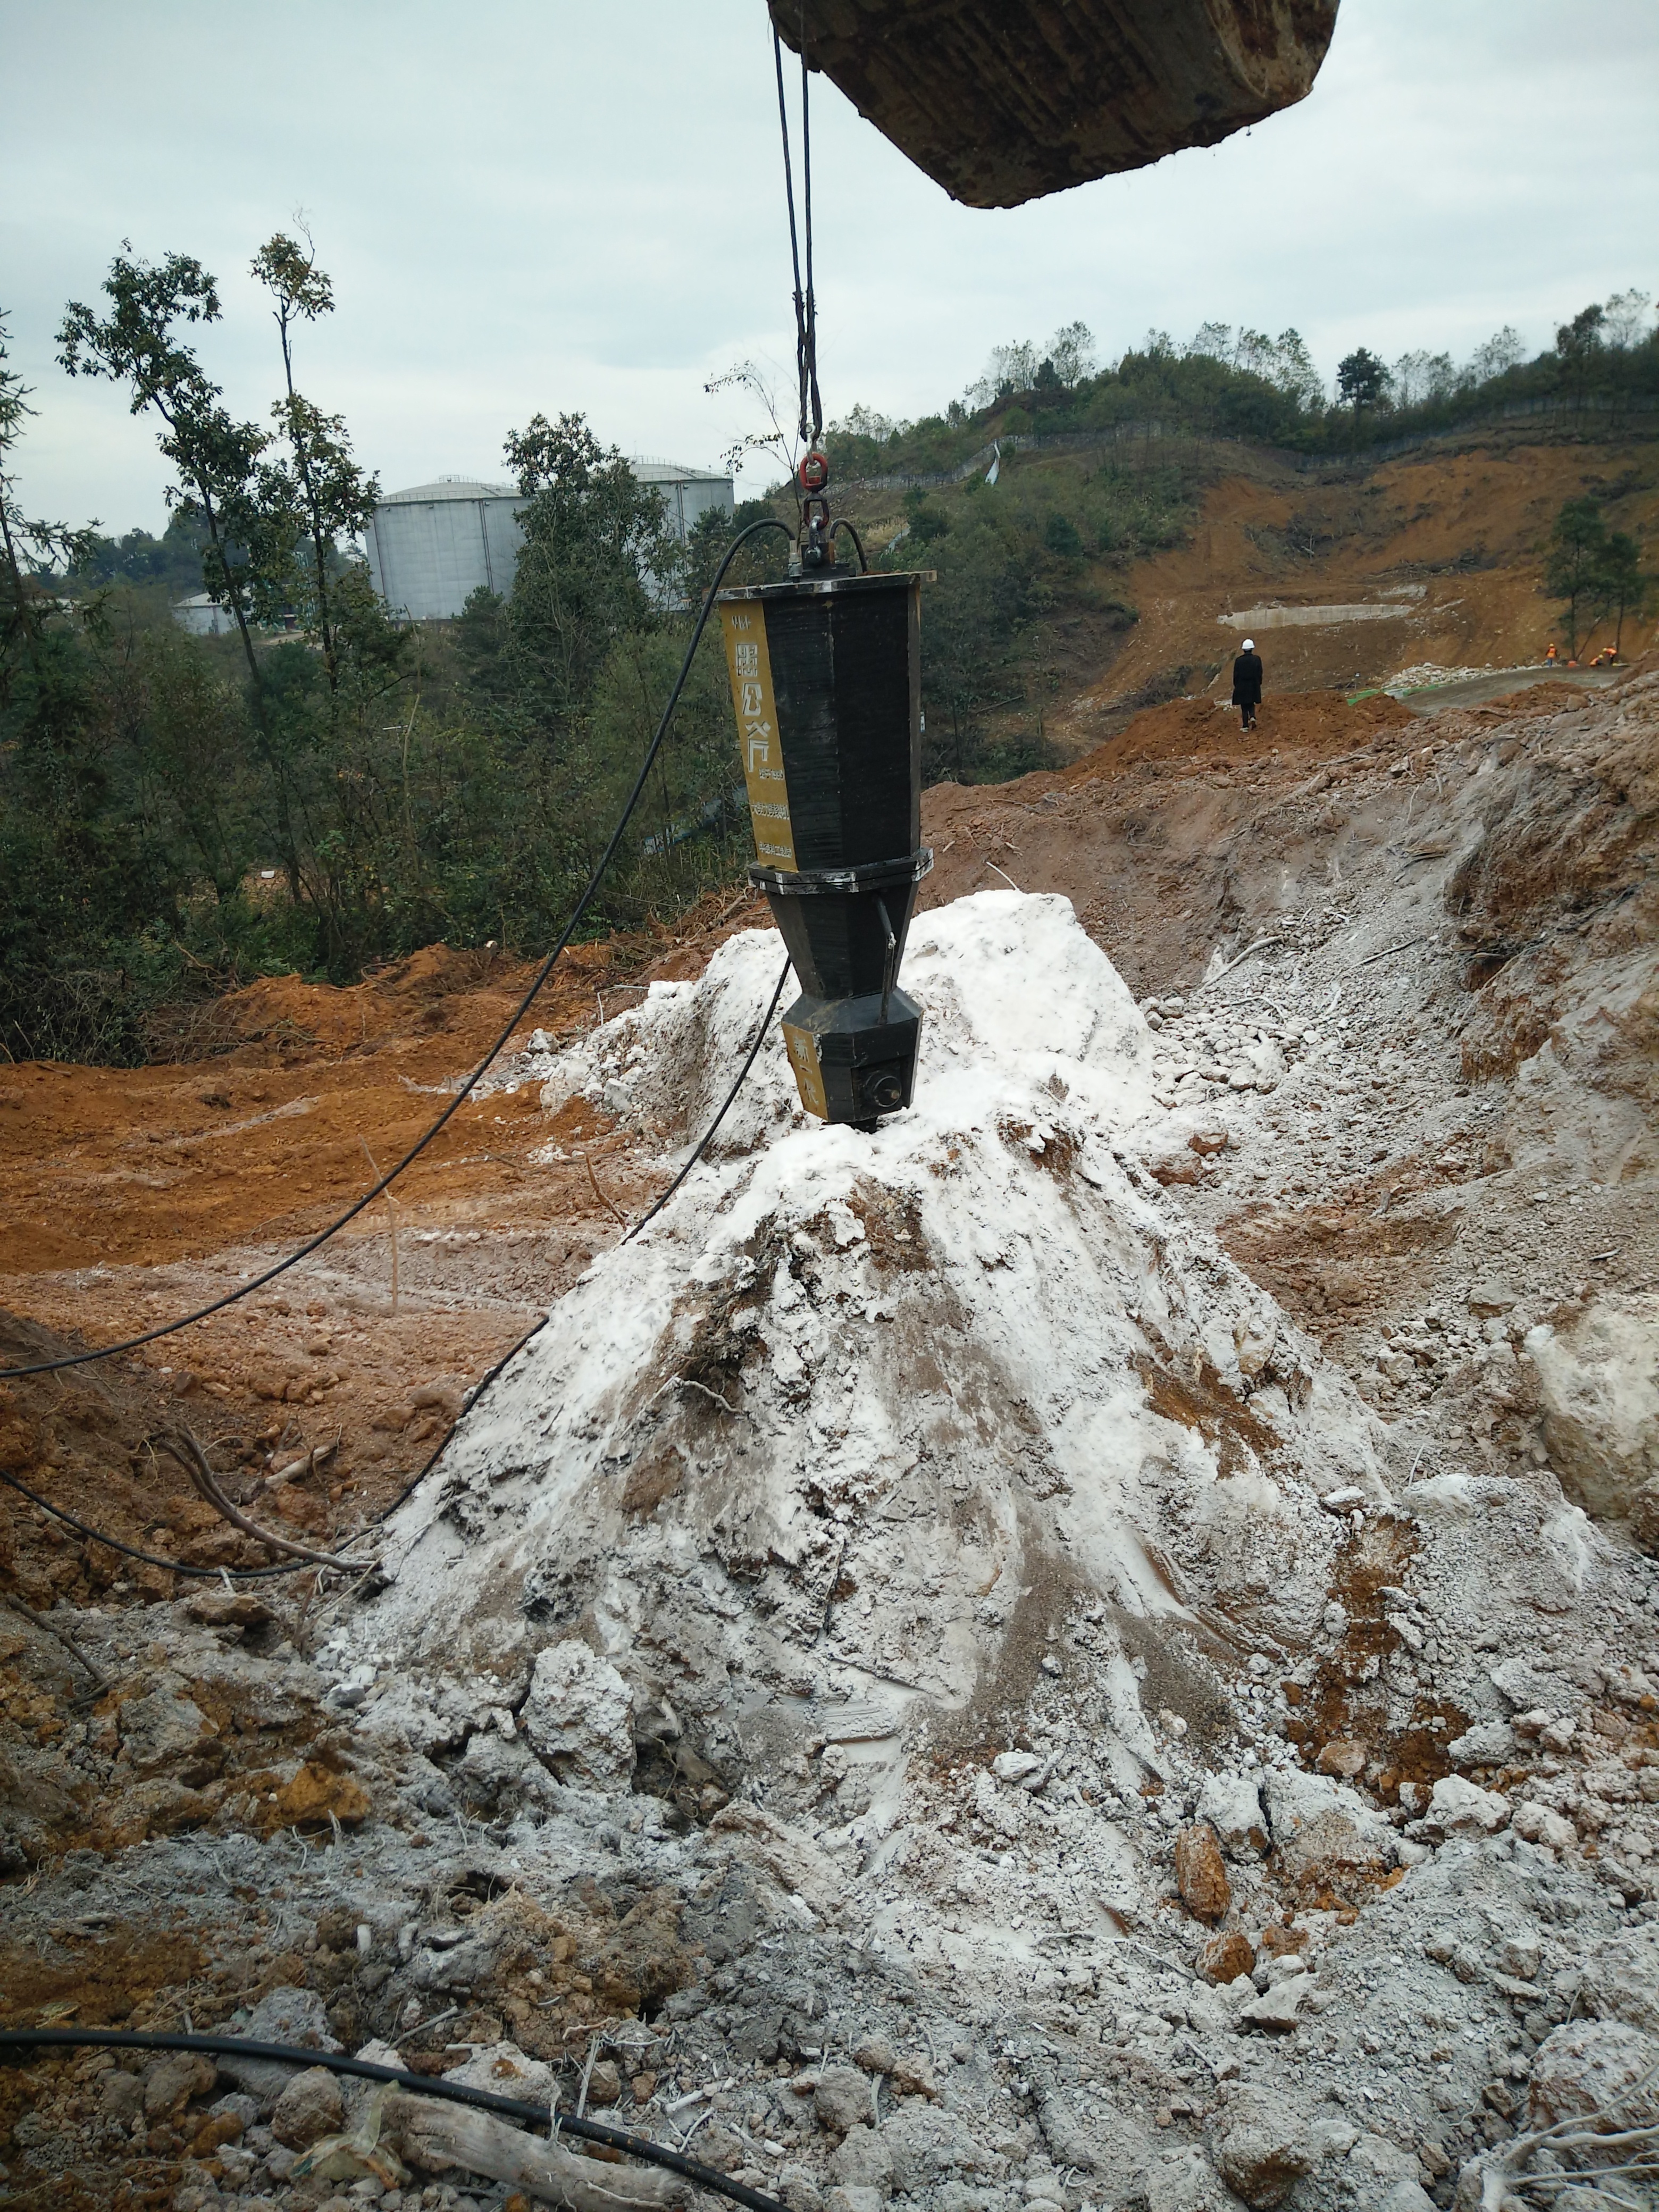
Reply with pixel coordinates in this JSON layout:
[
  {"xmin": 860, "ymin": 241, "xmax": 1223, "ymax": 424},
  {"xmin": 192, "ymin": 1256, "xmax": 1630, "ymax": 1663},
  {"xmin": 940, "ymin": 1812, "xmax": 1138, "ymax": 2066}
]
[
  {"xmin": 1392, "ymin": 349, "xmax": 1456, "ymax": 409},
  {"xmin": 1555, "ymin": 304, "xmax": 1606, "ymax": 407},
  {"xmin": 1466, "ymin": 326, "xmax": 1523, "ymax": 386},
  {"xmin": 1594, "ymin": 530, "xmax": 1653, "ymax": 655},
  {"xmin": 1337, "ymin": 348, "xmax": 1390, "ymax": 410},
  {"xmin": 58, "ymin": 251, "xmax": 295, "ymax": 680},
  {"xmin": 1265, "ymin": 329, "xmax": 1323, "ymax": 411},
  {"xmin": 250, "ymin": 228, "xmax": 380, "ymax": 698},
  {"xmin": 1602, "ymin": 288, "xmax": 1653, "ymax": 351},
  {"xmin": 962, "ymin": 327, "xmax": 1095, "ymax": 412},
  {"xmin": 58, "ymin": 250, "xmax": 315, "ymax": 892},
  {"xmin": 1043, "ymin": 510, "xmax": 1083, "ymax": 558},
  {"xmin": 501, "ymin": 412, "xmax": 674, "ymax": 734},
  {"xmin": 70, "ymin": 512, "xmax": 208, "ymax": 599},
  {"xmin": 1543, "ymin": 497, "xmax": 1607, "ymax": 657},
  {"xmin": 1046, "ymin": 321, "xmax": 1097, "ymax": 386},
  {"xmin": 0, "ymin": 308, "xmax": 99, "ymax": 704}
]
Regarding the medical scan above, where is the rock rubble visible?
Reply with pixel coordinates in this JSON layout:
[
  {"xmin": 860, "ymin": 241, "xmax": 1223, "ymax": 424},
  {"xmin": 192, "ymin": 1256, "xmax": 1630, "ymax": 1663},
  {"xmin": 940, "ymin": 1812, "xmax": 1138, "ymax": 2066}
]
[{"xmin": 3, "ymin": 667, "xmax": 1658, "ymax": 2212}]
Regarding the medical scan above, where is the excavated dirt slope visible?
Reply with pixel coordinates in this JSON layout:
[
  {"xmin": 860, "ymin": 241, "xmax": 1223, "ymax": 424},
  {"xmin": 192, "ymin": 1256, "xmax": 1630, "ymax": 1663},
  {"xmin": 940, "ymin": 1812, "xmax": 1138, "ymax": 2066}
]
[
  {"xmin": 1040, "ymin": 432, "xmax": 1659, "ymax": 751},
  {"xmin": 2, "ymin": 663, "xmax": 1658, "ymax": 2212}
]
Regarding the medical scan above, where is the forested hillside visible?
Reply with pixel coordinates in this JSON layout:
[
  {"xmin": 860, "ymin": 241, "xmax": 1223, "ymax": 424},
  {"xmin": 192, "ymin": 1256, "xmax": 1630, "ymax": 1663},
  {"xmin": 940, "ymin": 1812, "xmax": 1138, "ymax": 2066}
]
[{"xmin": 0, "ymin": 246, "xmax": 790, "ymax": 1065}]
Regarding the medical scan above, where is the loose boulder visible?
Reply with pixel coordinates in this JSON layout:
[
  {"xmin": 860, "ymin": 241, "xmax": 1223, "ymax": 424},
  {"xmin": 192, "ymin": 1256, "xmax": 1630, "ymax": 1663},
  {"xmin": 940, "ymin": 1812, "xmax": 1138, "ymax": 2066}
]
[
  {"xmin": 270, "ymin": 2065, "xmax": 346, "ymax": 2150},
  {"xmin": 1262, "ymin": 1766, "xmax": 1394, "ymax": 1880},
  {"xmin": 520, "ymin": 1640, "xmax": 635, "ymax": 1790},
  {"xmin": 1208, "ymin": 2088, "xmax": 1312, "ymax": 2208},
  {"xmin": 1175, "ymin": 1823, "xmax": 1232, "ymax": 1921},
  {"xmin": 1425, "ymin": 1774, "xmax": 1510, "ymax": 1834},
  {"xmin": 1530, "ymin": 2020, "xmax": 1659, "ymax": 2129},
  {"xmin": 1196, "ymin": 1772, "xmax": 1267, "ymax": 1857},
  {"xmin": 1527, "ymin": 1294, "xmax": 1659, "ymax": 1519},
  {"xmin": 1578, "ymin": 1928, "xmax": 1659, "ymax": 2034}
]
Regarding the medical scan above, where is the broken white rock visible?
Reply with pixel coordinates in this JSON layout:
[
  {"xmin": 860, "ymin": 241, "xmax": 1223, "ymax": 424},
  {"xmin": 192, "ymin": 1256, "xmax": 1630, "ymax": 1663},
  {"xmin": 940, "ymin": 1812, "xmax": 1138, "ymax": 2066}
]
[
  {"xmin": 1135, "ymin": 2146, "xmax": 1229, "ymax": 2211},
  {"xmin": 218, "ymin": 1985, "xmax": 340, "ymax": 2109},
  {"xmin": 1196, "ymin": 1772, "xmax": 1267, "ymax": 1857},
  {"xmin": 1489, "ymin": 1655, "xmax": 1567, "ymax": 1712},
  {"xmin": 1527, "ymin": 1294, "xmax": 1659, "ymax": 1519},
  {"xmin": 992, "ymin": 1750, "xmax": 1043, "ymax": 1783},
  {"xmin": 1577, "ymin": 1926, "xmax": 1659, "ymax": 2033},
  {"xmin": 1446, "ymin": 1720, "xmax": 1515, "ymax": 1767},
  {"xmin": 1207, "ymin": 2088, "xmax": 1312, "ymax": 2208},
  {"xmin": 1346, "ymin": 2134, "xmax": 1421, "ymax": 2186},
  {"xmin": 442, "ymin": 2041, "xmax": 557, "ymax": 2106},
  {"xmin": 1529, "ymin": 2018, "xmax": 1659, "ymax": 2127},
  {"xmin": 519, "ymin": 1641, "xmax": 634, "ymax": 1791},
  {"xmin": 1235, "ymin": 1978, "xmax": 1308, "ymax": 2032},
  {"xmin": 1262, "ymin": 1767, "xmax": 1396, "ymax": 1880},
  {"xmin": 1377, "ymin": 2186, "xmax": 1435, "ymax": 2212},
  {"xmin": 1511, "ymin": 1802, "xmax": 1576, "ymax": 1852},
  {"xmin": 1425, "ymin": 1775, "xmax": 1510, "ymax": 1835}
]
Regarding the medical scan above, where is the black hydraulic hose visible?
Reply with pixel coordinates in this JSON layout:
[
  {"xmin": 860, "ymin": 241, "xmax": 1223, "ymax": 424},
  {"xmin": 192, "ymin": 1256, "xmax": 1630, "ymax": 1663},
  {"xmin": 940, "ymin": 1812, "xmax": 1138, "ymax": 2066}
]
[
  {"xmin": 373, "ymin": 1310, "xmax": 551, "ymax": 1526},
  {"xmin": 0, "ymin": 956, "xmax": 790, "ymax": 1581},
  {"xmin": 0, "ymin": 516, "xmax": 794, "ymax": 1388},
  {"xmin": 2, "ymin": 1317, "xmax": 555, "ymax": 1579},
  {"xmin": 622, "ymin": 954, "xmax": 792, "ymax": 1248},
  {"xmin": 341, "ymin": 953, "xmax": 791, "ymax": 1537},
  {"xmin": 0, "ymin": 2027, "xmax": 789, "ymax": 2212},
  {"xmin": 0, "ymin": 1462, "xmax": 321, "ymax": 1582},
  {"xmin": 828, "ymin": 518, "xmax": 867, "ymax": 573}
]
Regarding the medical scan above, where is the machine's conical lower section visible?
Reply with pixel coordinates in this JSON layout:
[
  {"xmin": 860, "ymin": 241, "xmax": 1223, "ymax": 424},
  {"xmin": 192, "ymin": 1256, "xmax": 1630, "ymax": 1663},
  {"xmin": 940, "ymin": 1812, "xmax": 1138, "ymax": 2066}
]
[{"xmin": 719, "ymin": 569, "xmax": 930, "ymax": 1126}]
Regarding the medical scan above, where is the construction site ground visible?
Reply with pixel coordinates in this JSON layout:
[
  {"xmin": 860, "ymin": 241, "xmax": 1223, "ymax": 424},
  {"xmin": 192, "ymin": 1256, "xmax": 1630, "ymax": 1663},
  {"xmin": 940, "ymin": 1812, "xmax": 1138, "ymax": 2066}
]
[{"xmin": 2, "ymin": 650, "xmax": 1658, "ymax": 2212}]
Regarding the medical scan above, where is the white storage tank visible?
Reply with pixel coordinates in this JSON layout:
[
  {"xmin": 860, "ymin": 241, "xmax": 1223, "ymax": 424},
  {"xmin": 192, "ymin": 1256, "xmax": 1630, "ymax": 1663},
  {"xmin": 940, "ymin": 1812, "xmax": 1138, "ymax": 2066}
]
[
  {"xmin": 629, "ymin": 457, "xmax": 735, "ymax": 541},
  {"xmin": 363, "ymin": 460, "xmax": 734, "ymax": 621},
  {"xmin": 362, "ymin": 477, "xmax": 525, "ymax": 622},
  {"xmin": 171, "ymin": 590, "xmax": 241, "ymax": 636}
]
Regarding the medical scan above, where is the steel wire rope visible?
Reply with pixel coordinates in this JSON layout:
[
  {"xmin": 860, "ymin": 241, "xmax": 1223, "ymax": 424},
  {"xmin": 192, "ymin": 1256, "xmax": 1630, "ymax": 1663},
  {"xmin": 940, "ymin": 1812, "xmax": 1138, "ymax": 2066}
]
[
  {"xmin": 0, "ymin": 517, "xmax": 793, "ymax": 1388},
  {"xmin": 798, "ymin": 15, "xmax": 822, "ymax": 444},
  {"xmin": 773, "ymin": 24, "xmax": 821, "ymax": 447},
  {"xmin": 0, "ymin": 2027, "xmax": 789, "ymax": 2212}
]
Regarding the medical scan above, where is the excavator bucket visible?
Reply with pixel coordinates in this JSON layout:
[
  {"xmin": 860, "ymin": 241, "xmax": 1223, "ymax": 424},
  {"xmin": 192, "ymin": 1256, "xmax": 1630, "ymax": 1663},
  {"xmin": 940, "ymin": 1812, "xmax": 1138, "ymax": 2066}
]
[{"xmin": 769, "ymin": 0, "xmax": 1340, "ymax": 209}]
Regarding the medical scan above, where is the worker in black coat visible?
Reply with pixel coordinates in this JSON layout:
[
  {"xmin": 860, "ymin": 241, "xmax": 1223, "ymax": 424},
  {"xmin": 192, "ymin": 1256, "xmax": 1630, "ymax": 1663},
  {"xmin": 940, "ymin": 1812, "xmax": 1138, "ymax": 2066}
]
[{"xmin": 1231, "ymin": 638, "xmax": 1263, "ymax": 731}]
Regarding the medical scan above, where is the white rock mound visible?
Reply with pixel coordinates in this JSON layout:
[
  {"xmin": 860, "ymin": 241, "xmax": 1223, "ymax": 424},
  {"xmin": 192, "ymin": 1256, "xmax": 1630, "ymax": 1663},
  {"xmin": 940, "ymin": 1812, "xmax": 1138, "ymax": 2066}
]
[{"xmin": 342, "ymin": 892, "xmax": 1388, "ymax": 1807}]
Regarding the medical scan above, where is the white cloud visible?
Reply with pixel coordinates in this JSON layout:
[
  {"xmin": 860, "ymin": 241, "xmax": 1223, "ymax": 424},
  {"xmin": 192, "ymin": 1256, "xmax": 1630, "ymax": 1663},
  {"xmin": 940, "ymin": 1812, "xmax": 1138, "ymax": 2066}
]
[{"xmin": 2, "ymin": 0, "xmax": 1654, "ymax": 533}]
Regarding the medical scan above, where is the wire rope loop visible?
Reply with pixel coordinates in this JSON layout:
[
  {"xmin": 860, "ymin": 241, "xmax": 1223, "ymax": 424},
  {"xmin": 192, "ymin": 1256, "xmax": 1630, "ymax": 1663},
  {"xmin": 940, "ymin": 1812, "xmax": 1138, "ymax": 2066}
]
[{"xmin": 773, "ymin": 24, "xmax": 822, "ymax": 448}]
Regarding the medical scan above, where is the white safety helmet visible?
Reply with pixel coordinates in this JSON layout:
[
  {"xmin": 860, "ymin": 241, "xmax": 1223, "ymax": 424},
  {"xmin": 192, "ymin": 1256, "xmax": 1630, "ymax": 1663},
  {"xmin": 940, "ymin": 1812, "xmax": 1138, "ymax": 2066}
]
[{"xmin": 1242, "ymin": 638, "xmax": 1255, "ymax": 651}]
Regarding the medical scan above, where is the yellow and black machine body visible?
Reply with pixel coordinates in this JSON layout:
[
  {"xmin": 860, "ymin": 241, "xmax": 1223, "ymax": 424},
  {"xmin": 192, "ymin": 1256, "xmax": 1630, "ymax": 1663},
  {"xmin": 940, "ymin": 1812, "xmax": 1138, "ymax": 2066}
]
[{"xmin": 718, "ymin": 566, "xmax": 932, "ymax": 1128}]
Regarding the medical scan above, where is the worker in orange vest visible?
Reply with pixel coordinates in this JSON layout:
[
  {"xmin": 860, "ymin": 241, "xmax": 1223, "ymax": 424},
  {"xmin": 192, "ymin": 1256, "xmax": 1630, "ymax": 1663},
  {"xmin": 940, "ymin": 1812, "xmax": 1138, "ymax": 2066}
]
[{"xmin": 1544, "ymin": 642, "xmax": 1558, "ymax": 668}]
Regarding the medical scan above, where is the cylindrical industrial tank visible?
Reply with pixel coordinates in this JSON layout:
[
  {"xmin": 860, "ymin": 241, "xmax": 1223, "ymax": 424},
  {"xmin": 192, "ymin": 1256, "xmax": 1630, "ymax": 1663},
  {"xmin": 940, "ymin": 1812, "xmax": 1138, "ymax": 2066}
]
[{"xmin": 718, "ymin": 571, "xmax": 931, "ymax": 1126}]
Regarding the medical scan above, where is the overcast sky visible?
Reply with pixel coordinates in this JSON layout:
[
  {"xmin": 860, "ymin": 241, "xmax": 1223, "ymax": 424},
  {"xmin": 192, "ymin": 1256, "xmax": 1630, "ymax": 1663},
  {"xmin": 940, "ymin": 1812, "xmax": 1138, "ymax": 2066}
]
[{"xmin": 3, "ymin": 0, "xmax": 1655, "ymax": 535}]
